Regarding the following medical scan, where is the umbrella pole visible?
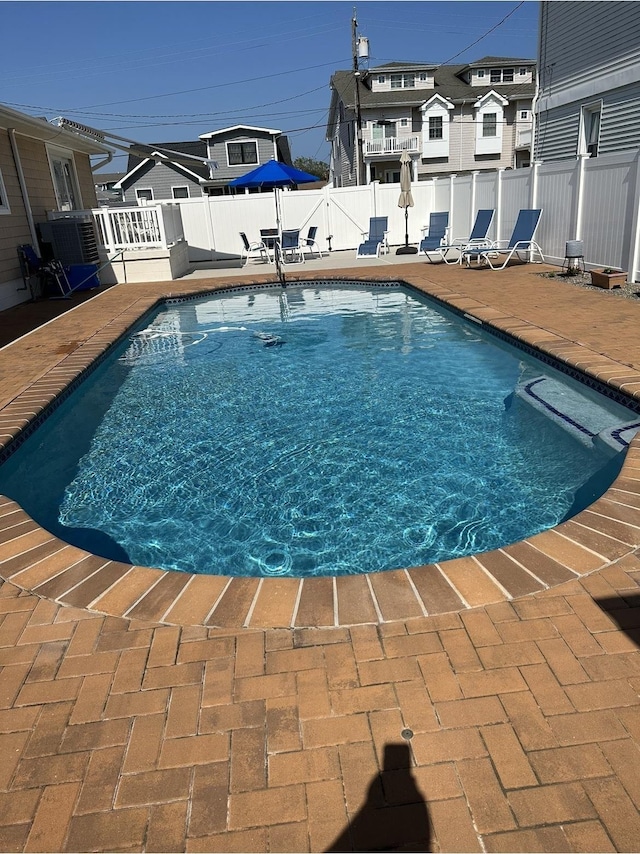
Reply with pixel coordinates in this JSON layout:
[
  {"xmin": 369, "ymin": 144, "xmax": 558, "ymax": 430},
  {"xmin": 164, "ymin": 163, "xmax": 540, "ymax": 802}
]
[{"xmin": 396, "ymin": 206, "xmax": 417, "ymax": 255}]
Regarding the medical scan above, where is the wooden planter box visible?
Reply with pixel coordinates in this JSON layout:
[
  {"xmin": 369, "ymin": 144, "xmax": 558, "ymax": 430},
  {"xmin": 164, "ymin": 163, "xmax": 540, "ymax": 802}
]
[{"xmin": 590, "ymin": 270, "xmax": 627, "ymax": 289}]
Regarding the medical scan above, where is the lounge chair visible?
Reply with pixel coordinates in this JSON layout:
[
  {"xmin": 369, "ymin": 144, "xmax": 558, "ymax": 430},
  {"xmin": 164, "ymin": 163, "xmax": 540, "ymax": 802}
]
[
  {"xmin": 300, "ymin": 226, "xmax": 326, "ymax": 259},
  {"xmin": 437, "ymin": 209, "xmax": 495, "ymax": 264},
  {"xmin": 418, "ymin": 212, "xmax": 449, "ymax": 258},
  {"xmin": 279, "ymin": 229, "xmax": 305, "ymax": 264},
  {"xmin": 462, "ymin": 209, "xmax": 544, "ymax": 269},
  {"xmin": 356, "ymin": 217, "xmax": 389, "ymax": 258},
  {"xmin": 239, "ymin": 232, "xmax": 269, "ymax": 266}
]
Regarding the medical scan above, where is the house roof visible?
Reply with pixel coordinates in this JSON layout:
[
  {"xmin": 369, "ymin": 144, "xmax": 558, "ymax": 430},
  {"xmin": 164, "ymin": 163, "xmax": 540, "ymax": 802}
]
[
  {"xmin": 199, "ymin": 125, "xmax": 282, "ymax": 139},
  {"xmin": 0, "ymin": 103, "xmax": 112, "ymax": 155},
  {"xmin": 329, "ymin": 57, "xmax": 536, "ymax": 121},
  {"xmin": 116, "ymin": 140, "xmax": 211, "ymax": 189}
]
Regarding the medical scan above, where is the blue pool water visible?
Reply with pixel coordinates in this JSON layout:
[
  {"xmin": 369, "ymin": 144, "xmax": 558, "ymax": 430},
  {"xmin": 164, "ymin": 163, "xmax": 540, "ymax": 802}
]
[{"xmin": 0, "ymin": 284, "xmax": 635, "ymax": 577}]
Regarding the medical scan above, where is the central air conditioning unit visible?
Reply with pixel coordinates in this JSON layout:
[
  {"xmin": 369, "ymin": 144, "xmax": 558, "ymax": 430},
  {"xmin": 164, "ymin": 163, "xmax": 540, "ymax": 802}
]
[{"xmin": 38, "ymin": 214, "xmax": 100, "ymax": 266}]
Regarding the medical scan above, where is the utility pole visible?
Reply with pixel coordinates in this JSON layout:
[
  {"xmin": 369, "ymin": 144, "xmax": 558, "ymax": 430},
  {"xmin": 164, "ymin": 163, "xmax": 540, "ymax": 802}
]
[{"xmin": 351, "ymin": 9, "xmax": 365, "ymax": 185}]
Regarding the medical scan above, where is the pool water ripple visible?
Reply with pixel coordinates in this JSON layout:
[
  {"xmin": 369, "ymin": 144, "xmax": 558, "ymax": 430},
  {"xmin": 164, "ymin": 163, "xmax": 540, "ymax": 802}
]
[{"xmin": 0, "ymin": 285, "xmax": 634, "ymax": 578}]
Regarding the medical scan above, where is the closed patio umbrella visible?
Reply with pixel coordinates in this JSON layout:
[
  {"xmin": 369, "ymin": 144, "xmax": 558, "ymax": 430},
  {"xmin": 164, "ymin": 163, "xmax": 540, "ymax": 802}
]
[{"xmin": 396, "ymin": 150, "xmax": 417, "ymax": 255}]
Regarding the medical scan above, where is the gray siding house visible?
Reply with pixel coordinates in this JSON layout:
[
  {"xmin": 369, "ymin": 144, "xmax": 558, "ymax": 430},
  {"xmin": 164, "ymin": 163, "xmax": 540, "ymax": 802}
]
[
  {"xmin": 115, "ymin": 126, "xmax": 293, "ymax": 202},
  {"xmin": 327, "ymin": 56, "xmax": 536, "ymax": 187},
  {"xmin": 535, "ymin": 1, "xmax": 640, "ymax": 161}
]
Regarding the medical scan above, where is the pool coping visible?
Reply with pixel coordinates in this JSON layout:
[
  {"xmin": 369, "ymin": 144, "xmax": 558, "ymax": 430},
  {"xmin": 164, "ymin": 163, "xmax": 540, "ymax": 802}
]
[{"xmin": 2, "ymin": 265, "xmax": 640, "ymax": 629}]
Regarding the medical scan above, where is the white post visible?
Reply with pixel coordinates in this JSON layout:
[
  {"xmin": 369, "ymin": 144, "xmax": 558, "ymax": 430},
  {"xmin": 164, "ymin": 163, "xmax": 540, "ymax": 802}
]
[
  {"xmin": 626, "ymin": 149, "xmax": 640, "ymax": 284},
  {"xmin": 496, "ymin": 169, "xmax": 504, "ymax": 241},
  {"xmin": 574, "ymin": 154, "xmax": 590, "ymax": 241},
  {"xmin": 470, "ymin": 171, "xmax": 479, "ymax": 231}
]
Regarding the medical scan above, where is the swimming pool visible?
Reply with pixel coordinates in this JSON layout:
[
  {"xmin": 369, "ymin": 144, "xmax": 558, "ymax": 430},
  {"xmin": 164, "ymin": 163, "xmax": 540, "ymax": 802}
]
[{"xmin": 0, "ymin": 282, "xmax": 636, "ymax": 578}]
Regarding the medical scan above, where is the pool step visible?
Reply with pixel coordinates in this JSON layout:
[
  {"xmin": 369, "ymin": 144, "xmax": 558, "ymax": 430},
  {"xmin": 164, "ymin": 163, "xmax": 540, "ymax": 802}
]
[{"xmin": 512, "ymin": 375, "xmax": 640, "ymax": 450}]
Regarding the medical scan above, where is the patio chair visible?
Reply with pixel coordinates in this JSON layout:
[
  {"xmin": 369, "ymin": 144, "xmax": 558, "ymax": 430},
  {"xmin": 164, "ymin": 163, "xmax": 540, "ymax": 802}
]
[
  {"xmin": 462, "ymin": 209, "xmax": 544, "ymax": 269},
  {"xmin": 356, "ymin": 217, "xmax": 389, "ymax": 258},
  {"xmin": 437, "ymin": 209, "xmax": 495, "ymax": 264},
  {"xmin": 418, "ymin": 212, "xmax": 449, "ymax": 258},
  {"xmin": 239, "ymin": 232, "xmax": 269, "ymax": 266},
  {"xmin": 279, "ymin": 229, "xmax": 305, "ymax": 264},
  {"xmin": 300, "ymin": 226, "xmax": 326, "ymax": 259}
]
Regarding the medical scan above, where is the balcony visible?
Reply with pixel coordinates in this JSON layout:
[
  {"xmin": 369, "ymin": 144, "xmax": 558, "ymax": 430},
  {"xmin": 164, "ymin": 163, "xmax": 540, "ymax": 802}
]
[{"xmin": 363, "ymin": 136, "xmax": 420, "ymax": 157}]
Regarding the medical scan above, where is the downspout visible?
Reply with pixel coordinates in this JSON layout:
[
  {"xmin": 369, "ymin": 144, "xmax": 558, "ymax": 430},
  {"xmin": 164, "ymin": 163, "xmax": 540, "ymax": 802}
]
[
  {"xmin": 8, "ymin": 128, "xmax": 40, "ymax": 255},
  {"xmin": 92, "ymin": 151, "xmax": 113, "ymax": 173}
]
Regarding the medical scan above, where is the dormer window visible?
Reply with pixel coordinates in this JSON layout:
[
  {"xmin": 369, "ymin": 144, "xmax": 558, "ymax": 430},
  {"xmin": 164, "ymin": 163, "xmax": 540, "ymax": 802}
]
[
  {"xmin": 378, "ymin": 75, "xmax": 386, "ymax": 84},
  {"xmin": 419, "ymin": 73, "xmax": 428, "ymax": 81},
  {"xmin": 421, "ymin": 95, "xmax": 454, "ymax": 158},
  {"xmin": 391, "ymin": 73, "xmax": 416, "ymax": 89},
  {"xmin": 477, "ymin": 69, "xmax": 485, "ymax": 78},
  {"xmin": 519, "ymin": 67, "xmax": 527, "ymax": 76},
  {"xmin": 490, "ymin": 68, "xmax": 514, "ymax": 84},
  {"xmin": 474, "ymin": 91, "xmax": 508, "ymax": 155}
]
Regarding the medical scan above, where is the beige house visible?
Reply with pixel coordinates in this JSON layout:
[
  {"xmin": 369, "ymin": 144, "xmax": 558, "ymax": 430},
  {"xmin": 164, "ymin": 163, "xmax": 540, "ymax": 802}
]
[
  {"xmin": 327, "ymin": 57, "xmax": 536, "ymax": 187},
  {"xmin": 0, "ymin": 104, "xmax": 111, "ymax": 310}
]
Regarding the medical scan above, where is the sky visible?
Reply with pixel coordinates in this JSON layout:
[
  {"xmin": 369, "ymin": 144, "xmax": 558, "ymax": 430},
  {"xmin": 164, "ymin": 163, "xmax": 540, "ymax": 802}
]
[{"xmin": 0, "ymin": 1, "xmax": 540, "ymax": 171}]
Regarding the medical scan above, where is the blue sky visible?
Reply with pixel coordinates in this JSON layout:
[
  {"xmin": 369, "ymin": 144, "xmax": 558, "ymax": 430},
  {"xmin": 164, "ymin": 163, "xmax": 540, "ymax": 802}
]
[{"xmin": 1, "ymin": 1, "xmax": 540, "ymax": 170}]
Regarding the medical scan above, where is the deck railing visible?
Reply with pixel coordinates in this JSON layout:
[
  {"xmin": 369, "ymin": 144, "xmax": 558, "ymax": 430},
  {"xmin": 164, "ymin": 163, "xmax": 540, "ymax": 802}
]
[
  {"xmin": 364, "ymin": 136, "xmax": 420, "ymax": 156},
  {"xmin": 91, "ymin": 204, "xmax": 184, "ymax": 253}
]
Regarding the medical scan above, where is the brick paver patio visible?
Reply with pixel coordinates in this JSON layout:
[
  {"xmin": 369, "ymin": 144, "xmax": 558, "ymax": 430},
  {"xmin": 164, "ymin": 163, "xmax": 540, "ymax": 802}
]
[{"xmin": 1, "ymin": 259, "xmax": 640, "ymax": 851}]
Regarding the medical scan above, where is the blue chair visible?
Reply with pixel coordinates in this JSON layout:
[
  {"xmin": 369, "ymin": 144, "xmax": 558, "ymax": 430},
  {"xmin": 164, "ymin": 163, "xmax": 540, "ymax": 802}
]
[
  {"xmin": 279, "ymin": 229, "xmax": 305, "ymax": 264},
  {"xmin": 438, "ymin": 209, "xmax": 495, "ymax": 264},
  {"xmin": 418, "ymin": 212, "xmax": 449, "ymax": 257},
  {"xmin": 239, "ymin": 232, "xmax": 269, "ymax": 266},
  {"xmin": 462, "ymin": 209, "xmax": 544, "ymax": 269},
  {"xmin": 356, "ymin": 217, "xmax": 389, "ymax": 258},
  {"xmin": 300, "ymin": 226, "xmax": 326, "ymax": 259}
]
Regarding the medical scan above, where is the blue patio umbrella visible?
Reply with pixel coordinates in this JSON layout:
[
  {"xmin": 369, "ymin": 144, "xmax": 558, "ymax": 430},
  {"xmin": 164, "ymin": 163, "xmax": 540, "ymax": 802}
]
[
  {"xmin": 229, "ymin": 160, "xmax": 318, "ymax": 284},
  {"xmin": 228, "ymin": 160, "xmax": 318, "ymax": 236},
  {"xmin": 228, "ymin": 159, "xmax": 318, "ymax": 190}
]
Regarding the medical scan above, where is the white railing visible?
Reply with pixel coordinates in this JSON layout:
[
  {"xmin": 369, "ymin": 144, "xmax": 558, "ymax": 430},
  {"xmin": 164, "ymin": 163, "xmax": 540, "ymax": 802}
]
[
  {"xmin": 91, "ymin": 204, "xmax": 184, "ymax": 252},
  {"xmin": 364, "ymin": 136, "xmax": 420, "ymax": 156}
]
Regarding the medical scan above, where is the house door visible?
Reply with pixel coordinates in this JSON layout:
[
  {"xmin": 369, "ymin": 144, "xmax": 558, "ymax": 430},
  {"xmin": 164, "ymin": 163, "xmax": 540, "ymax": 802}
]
[{"xmin": 50, "ymin": 154, "xmax": 80, "ymax": 211}]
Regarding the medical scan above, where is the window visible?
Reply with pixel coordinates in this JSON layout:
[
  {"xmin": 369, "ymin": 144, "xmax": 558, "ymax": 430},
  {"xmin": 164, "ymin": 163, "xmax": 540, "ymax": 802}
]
[
  {"xmin": 483, "ymin": 113, "xmax": 497, "ymax": 137},
  {"xmin": 489, "ymin": 68, "xmax": 513, "ymax": 83},
  {"xmin": 136, "ymin": 188, "xmax": 154, "ymax": 203},
  {"xmin": 400, "ymin": 118, "xmax": 409, "ymax": 127},
  {"xmin": 47, "ymin": 147, "xmax": 81, "ymax": 211},
  {"xmin": 429, "ymin": 116, "xmax": 443, "ymax": 140},
  {"xmin": 172, "ymin": 186, "xmax": 189, "ymax": 199},
  {"xmin": 377, "ymin": 75, "xmax": 386, "ymax": 83},
  {"xmin": 477, "ymin": 69, "xmax": 485, "ymax": 78},
  {"xmin": 227, "ymin": 141, "xmax": 258, "ymax": 166},
  {"xmin": 582, "ymin": 104, "xmax": 601, "ymax": 157},
  {"xmin": 0, "ymin": 169, "xmax": 9, "ymax": 215},
  {"xmin": 390, "ymin": 74, "xmax": 415, "ymax": 89},
  {"xmin": 520, "ymin": 110, "xmax": 529, "ymax": 120},
  {"xmin": 519, "ymin": 67, "xmax": 527, "ymax": 76},
  {"xmin": 372, "ymin": 121, "xmax": 396, "ymax": 140},
  {"xmin": 419, "ymin": 72, "xmax": 428, "ymax": 81}
]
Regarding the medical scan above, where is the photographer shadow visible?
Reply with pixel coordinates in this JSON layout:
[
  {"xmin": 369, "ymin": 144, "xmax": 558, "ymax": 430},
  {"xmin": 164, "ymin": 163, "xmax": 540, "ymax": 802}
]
[{"xmin": 326, "ymin": 742, "xmax": 431, "ymax": 853}]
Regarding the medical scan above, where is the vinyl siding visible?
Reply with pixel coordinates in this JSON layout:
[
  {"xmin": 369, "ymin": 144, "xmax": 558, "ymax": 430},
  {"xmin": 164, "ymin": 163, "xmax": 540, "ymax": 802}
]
[
  {"xmin": 536, "ymin": 81, "xmax": 640, "ymax": 161},
  {"xmin": 206, "ymin": 132, "xmax": 279, "ymax": 182},
  {"xmin": 122, "ymin": 162, "xmax": 203, "ymax": 204},
  {"xmin": 0, "ymin": 131, "xmax": 97, "ymax": 292},
  {"xmin": 0, "ymin": 132, "xmax": 31, "ymax": 285},
  {"xmin": 539, "ymin": 2, "xmax": 640, "ymax": 88}
]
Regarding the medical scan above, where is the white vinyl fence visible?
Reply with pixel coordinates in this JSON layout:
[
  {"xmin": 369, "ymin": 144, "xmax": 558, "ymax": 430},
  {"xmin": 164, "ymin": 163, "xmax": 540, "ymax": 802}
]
[{"xmin": 95, "ymin": 148, "xmax": 640, "ymax": 281}]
